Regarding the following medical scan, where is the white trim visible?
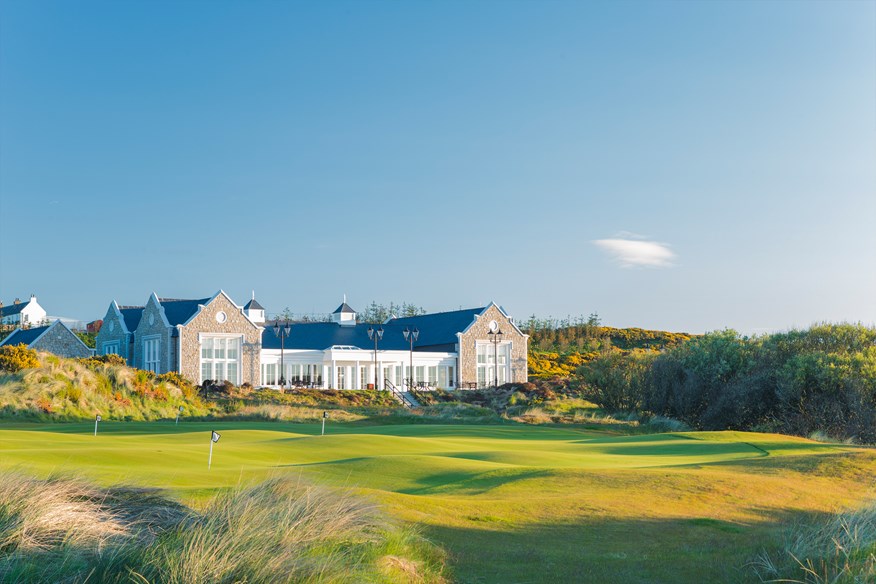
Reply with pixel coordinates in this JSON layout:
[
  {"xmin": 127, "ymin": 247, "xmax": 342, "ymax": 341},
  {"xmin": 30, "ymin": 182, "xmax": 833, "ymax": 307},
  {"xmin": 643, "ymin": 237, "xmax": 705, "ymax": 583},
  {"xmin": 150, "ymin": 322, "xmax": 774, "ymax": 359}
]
[
  {"xmin": 148, "ymin": 292, "xmax": 173, "ymax": 329},
  {"xmin": 0, "ymin": 328, "xmax": 23, "ymax": 346},
  {"xmin": 458, "ymin": 302, "xmax": 528, "ymax": 338},
  {"xmin": 178, "ymin": 290, "xmax": 263, "ymax": 331},
  {"xmin": 142, "ymin": 334, "xmax": 161, "ymax": 373},
  {"xmin": 38, "ymin": 320, "xmax": 92, "ymax": 353},
  {"xmin": 110, "ymin": 300, "xmax": 131, "ymax": 334}
]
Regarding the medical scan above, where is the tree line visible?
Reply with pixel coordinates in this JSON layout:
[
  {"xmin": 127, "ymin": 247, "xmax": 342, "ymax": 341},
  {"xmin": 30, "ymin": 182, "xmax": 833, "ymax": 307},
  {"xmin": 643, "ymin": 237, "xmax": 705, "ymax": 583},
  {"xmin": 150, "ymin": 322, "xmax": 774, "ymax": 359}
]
[
  {"xmin": 576, "ymin": 323, "xmax": 876, "ymax": 443},
  {"xmin": 271, "ymin": 301, "xmax": 426, "ymax": 324}
]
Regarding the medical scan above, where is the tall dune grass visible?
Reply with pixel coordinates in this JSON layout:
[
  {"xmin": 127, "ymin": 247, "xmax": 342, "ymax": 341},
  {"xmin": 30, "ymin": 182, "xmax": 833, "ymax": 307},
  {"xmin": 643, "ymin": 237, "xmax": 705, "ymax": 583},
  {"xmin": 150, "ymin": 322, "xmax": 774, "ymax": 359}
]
[
  {"xmin": 751, "ymin": 503, "xmax": 876, "ymax": 583},
  {"xmin": 0, "ymin": 352, "xmax": 211, "ymax": 422},
  {"xmin": 0, "ymin": 472, "xmax": 446, "ymax": 583}
]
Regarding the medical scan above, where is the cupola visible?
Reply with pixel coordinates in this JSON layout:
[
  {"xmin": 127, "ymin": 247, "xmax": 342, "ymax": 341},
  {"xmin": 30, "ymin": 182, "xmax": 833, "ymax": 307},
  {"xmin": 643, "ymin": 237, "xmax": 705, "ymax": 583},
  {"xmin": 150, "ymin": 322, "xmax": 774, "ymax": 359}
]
[
  {"xmin": 244, "ymin": 291, "xmax": 265, "ymax": 324},
  {"xmin": 331, "ymin": 299, "xmax": 357, "ymax": 326}
]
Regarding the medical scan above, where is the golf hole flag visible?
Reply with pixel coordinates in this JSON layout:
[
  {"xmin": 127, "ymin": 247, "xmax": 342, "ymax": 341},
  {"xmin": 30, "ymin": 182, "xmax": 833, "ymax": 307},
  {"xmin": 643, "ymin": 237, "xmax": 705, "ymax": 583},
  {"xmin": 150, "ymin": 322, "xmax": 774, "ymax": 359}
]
[{"xmin": 208, "ymin": 430, "xmax": 221, "ymax": 469}]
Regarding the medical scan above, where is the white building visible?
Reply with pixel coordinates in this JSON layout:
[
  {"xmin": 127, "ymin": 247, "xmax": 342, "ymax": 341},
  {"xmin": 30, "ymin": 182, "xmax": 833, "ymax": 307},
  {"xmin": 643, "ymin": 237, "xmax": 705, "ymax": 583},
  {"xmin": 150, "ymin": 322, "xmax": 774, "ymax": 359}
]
[
  {"xmin": 0, "ymin": 295, "xmax": 47, "ymax": 328},
  {"xmin": 257, "ymin": 300, "xmax": 529, "ymax": 390}
]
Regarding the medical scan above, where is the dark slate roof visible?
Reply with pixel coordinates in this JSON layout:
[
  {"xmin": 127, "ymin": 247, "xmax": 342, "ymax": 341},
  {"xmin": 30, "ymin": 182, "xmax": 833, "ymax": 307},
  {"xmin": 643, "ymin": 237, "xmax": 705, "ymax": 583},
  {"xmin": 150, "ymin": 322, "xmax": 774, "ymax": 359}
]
[
  {"xmin": 118, "ymin": 306, "xmax": 144, "ymax": 332},
  {"xmin": 0, "ymin": 302, "xmax": 28, "ymax": 317},
  {"xmin": 332, "ymin": 302, "xmax": 356, "ymax": 314},
  {"xmin": 244, "ymin": 298, "xmax": 264, "ymax": 311},
  {"xmin": 0, "ymin": 324, "xmax": 49, "ymax": 347},
  {"xmin": 261, "ymin": 306, "xmax": 484, "ymax": 352},
  {"xmin": 262, "ymin": 322, "xmax": 396, "ymax": 351},
  {"xmin": 158, "ymin": 298, "xmax": 211, "ymax": 326},
  {"xmin": 387, "ymin": 307, "xmax": 484, "ymax": 348}
]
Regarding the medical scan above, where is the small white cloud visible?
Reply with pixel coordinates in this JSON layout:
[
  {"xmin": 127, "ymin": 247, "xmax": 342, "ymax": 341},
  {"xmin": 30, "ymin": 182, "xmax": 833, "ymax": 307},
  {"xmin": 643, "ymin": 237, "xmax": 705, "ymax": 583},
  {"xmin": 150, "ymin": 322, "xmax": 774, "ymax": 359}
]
[{"xmin": 593, "ymin": 235, "xmax": 676, "ymax": 268}]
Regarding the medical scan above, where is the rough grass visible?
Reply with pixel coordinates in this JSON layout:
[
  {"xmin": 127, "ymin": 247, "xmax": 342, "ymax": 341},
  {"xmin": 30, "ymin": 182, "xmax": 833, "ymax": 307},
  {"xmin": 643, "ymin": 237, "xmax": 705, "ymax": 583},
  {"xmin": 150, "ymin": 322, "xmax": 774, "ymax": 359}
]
[
  {"xmin": 0, "ymin": 354, "xmax": 406, "ymax": 424},
  {"xmin": 0, "ymin": 352, "xmax": 211, "ymax": 421},
  {"xmin": 751, "ymin": 502, "xmax": 876, "ymax": 583},
  {"xmin": 0, "ymin": 471, "xmax": 446, "ymax": 583}
]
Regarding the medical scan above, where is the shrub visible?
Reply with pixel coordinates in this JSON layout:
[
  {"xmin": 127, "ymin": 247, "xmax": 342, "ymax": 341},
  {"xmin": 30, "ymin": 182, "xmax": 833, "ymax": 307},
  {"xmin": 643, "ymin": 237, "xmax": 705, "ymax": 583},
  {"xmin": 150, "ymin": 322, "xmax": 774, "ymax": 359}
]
[
  {"xmin": 156, "ymin": 371, "xmax": 194, "ymax": 393},
  {"xmin": 78, "ymin": 353, "xmax": 126, "ymax": 369},
  {"xmin": 577, "ymin": 350, "xmax": 655, "ymax": 412},
  {"xmin": 61, "ymin": 381, "xmax": 83, "ymax": 403},
  {"xmin": 35, "ymin": 396, "xmax": 53, "ymax": 413},
  {"xmin": 0, "ymin": 344, "xmax": 39, "ymax": 373},
  {"xmin": 133, "ymin": 369, "xmax": 154, "ymax": 390}
]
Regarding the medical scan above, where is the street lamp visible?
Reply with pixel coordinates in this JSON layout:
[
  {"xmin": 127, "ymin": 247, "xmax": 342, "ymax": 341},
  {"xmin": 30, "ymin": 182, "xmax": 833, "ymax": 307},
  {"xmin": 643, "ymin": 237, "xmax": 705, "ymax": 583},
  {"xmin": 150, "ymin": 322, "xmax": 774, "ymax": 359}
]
[
  {"xmin": 487, "ymin": 328, "xmax": 503, "ymax": 388},
  {"xmin": 273, "ymin": 319, "xmax": 292, "ymax": 389},
  {"xmin": 367, "ymin": 326, "xmax": 384, "ymax": 389},
  {"xmin": 402, "ymin": 327, "xmax": 419, "ymax": 389}
]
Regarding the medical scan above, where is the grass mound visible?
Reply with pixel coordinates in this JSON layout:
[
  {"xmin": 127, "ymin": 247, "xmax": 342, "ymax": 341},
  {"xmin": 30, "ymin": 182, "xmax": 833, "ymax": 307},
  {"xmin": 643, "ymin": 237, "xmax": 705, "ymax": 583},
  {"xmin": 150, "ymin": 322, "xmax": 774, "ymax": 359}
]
[
  {"xmin": 0, "ymin": 471, "xmax": 446, "ymax": 583},
  {"xmin": 0, "ymin": 352, "xmax": 210, "ymax": 421}
]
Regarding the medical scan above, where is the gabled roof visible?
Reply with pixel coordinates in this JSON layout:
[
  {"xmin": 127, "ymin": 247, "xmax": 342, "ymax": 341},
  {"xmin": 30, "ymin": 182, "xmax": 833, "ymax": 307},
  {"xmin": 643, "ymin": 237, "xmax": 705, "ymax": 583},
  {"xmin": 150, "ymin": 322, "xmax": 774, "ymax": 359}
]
[
  {"xmin": 0, "ymin": 324, "xmax": 50, "ymax": 346},
  {"xmin": 333, "ymin": 302, "xmax": 356, "ymax": 314},
  {"xmin": 387, "ymin": 307, "xmax": 485, "ymax": 348},
  {"xmin": 0, "ymin": 302, "xmax": 28, "ymax": 317},
  {"xmin": 158, "ymin": 297, "xmax": 211, "ymax": 326},
  {"xmin": 118, "ymin": 306, "xmax": 144, "ymax": 332},
  {"xmin": 244, "ymin": 298, "xmax": 264, "ymax": 311}
]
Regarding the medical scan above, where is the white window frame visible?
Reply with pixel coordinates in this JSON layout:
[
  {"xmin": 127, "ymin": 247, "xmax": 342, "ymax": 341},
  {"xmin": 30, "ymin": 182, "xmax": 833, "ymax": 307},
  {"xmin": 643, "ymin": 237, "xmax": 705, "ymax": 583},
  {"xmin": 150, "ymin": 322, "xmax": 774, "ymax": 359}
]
[
  {"xmin": 102, "ymin": 341, "xmax": 120, "ymax": 356},
  {"xmin": 476, "ymin": 342, "xmax": 510, "ymax": 388},
  {"xmin": 143, "ymin": 336, "xmax": 160, "ymax": 373},
  {"xmin": 199, "ymin": 334, "xmax": 242, "ymax": 385}
]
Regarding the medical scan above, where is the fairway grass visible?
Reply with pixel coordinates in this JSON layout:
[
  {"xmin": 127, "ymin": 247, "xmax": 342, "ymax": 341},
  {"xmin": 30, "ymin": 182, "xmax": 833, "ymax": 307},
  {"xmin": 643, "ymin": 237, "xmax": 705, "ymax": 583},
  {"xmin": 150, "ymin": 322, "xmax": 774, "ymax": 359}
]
[{"xmin": 1, "ymin": 421, "xmax": 874, "ymax": 583}]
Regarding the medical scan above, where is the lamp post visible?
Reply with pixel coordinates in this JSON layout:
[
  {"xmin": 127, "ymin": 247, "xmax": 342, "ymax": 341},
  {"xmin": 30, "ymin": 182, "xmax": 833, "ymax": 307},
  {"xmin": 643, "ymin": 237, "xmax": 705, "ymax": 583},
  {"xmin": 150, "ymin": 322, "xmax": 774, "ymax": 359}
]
[
  {"xmin": 273, "ymin": 319, "xmax": 292, "ymax": 389},
  {"xmin": 402, "ymin": 327, "xmax": 419, "ymax": 389},
  {"xmin": 487, "ymin": 328, "xmax": 503, "ymax": 388},
  {"xmin": 367, "ymin": 325, "xmax": 384, "ymax": 389}
]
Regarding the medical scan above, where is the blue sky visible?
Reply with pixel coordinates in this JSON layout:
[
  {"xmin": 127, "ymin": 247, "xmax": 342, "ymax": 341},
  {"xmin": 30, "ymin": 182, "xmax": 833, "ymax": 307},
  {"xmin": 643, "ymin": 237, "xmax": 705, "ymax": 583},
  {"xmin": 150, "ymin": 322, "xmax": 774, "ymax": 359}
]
[{"xmin": 1, "ymin": 0, "xmax": 874, "ymax": 334}]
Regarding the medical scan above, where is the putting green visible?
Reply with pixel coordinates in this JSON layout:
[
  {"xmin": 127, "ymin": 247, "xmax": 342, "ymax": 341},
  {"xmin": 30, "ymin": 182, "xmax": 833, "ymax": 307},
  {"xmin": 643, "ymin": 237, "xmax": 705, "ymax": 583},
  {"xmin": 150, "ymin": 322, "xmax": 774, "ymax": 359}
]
[{"xmin": 1, "ymin": 421, "xmax": 872, "ymax": 583}]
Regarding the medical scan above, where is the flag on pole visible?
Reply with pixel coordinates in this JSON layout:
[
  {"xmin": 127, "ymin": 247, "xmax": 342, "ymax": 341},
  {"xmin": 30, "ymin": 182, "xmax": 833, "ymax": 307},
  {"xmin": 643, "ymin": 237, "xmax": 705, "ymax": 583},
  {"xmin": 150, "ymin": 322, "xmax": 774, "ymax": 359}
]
[{"xmin": 211, "ymin": 431, "xmax": 221, "ymax": 443}]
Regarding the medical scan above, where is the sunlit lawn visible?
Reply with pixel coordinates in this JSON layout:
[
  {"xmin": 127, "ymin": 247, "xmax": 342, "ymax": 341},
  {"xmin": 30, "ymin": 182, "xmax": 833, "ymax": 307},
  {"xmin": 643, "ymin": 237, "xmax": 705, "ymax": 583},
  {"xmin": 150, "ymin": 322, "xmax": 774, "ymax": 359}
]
[{"xmin": 1, "ymin": 420, "xmax": 873, "ymax": 583}]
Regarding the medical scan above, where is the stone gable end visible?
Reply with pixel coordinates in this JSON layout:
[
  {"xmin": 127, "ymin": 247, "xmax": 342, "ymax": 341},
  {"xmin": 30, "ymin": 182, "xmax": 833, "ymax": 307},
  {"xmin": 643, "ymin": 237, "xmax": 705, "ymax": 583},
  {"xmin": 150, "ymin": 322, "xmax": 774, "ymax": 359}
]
[
  {"xmin": 94, "ymin": 305, "xmax": 130, "ymax": 362},
  {"xmin": 33, "ymin": 324, "xmax": 92, "ymax": 359},
  {"xmin": 134, "ymin": 296, "xmax": 171, "ymax": 372},
  {"xmin": 458, "ymin": 305, "xmax": 529, "ymax": 385},
  {"xmin": 177, "ymin": 293, "xmax": 262, "ymax": 386}
]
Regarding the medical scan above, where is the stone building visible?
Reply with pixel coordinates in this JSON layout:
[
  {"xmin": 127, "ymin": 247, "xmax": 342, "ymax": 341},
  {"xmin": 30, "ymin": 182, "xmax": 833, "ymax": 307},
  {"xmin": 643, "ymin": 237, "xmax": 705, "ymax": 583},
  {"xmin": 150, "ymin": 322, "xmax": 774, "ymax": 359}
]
[
  {"xmin": 93, "ymin": 301, "xmax": 145, "ymax": 364},
  {"xmin": 94, "ymin": 291, "xmax": 263, "ymax": 385},
  {"xmin": 0, "ymin": 320, "xmax": 92, "ymax": 359},
  {"xmin": 93, "ymin": 291, "xmax": 528, "ymax": 390}
]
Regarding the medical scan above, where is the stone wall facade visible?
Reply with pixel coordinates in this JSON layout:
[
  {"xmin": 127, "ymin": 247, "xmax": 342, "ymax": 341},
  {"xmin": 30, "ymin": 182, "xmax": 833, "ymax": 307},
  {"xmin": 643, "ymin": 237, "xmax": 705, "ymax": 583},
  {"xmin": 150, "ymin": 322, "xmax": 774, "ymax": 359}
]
[
  {"xmin": 93, "ymin": 305, "xmax": 133, "ymax": 363},
  {"xmin": 177, "ymin": 293, "xmax": 262, "ymax": 386},
  {"xmin": 32, "ymin": 323, "xmax": 92, "ymax": 359},
  {"xmin": 133, "ymin": 295, "xmax": 173, "ymax": 373},
  {"xmin": 457, "ymin": 304, "xmax": 529, "ymax": 386}
]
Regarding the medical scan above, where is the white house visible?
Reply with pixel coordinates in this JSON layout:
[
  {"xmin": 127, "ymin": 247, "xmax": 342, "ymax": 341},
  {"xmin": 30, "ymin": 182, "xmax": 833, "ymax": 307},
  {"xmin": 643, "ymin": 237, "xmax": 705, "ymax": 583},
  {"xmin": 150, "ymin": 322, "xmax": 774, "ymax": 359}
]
[{"xmin": 0, "ymin": 295, "xmax": 47, "ymax": 328}]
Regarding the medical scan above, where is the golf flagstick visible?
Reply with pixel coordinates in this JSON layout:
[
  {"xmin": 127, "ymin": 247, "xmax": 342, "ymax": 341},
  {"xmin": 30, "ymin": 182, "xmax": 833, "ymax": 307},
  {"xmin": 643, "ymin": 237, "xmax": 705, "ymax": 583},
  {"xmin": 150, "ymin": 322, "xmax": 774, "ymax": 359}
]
[{"xmin": 208, "ymin": 430, "xmax": 220, "ymax": 469}]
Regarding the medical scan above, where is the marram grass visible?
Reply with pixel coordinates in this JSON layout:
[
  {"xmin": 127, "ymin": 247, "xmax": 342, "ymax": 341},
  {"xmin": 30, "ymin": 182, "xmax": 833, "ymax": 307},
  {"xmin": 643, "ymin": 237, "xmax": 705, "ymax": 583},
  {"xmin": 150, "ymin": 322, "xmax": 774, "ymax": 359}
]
[{"xmin": 0, "ymin": 472, "xmax": 446, "ymax": 583}]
